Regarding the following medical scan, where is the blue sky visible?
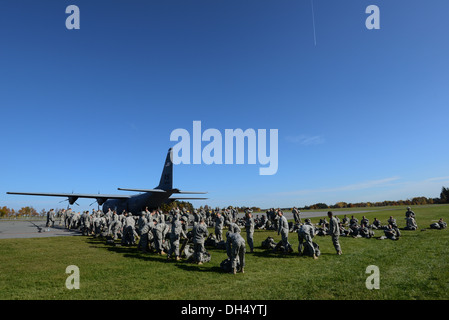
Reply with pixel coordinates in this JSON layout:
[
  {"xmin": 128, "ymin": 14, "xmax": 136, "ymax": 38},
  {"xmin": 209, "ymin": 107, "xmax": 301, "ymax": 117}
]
[{"xmin": 1, "ymin": 0, "xmax": 448, "ymax": 211}]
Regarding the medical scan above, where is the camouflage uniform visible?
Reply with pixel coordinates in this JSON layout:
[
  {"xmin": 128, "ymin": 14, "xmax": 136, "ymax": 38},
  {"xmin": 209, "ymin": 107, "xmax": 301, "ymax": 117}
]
[
  {"xmin": 168, "ymin": 220, "xmax": 187, "ymax": 259},
  {"xmin": 244, "ymin": 212, "xmax": 255, "ymax": 252},
  {"xmin": 226, "ymin": 231, "xmax": 246, "ymax": 273},
  {"xmin": 192, "ymin": 222, "xmax": 209, "ymax": 264},
  {"xmin": 329, "ymin": 215, "xmax": 342, "ymax": 254},
  {"xmin": 297, "ymin": 220, "xmax": 316, "ymax": 257},
  {"xmin": 277, "ymin": 214, "xmax": 292, "ymax": 253}
]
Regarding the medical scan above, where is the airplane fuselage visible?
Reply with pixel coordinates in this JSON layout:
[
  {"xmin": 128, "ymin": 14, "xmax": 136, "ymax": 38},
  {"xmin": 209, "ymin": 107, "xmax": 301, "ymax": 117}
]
[{"xmin": 102, "ymin": 190, "xmax": 175, "ymax": 214}]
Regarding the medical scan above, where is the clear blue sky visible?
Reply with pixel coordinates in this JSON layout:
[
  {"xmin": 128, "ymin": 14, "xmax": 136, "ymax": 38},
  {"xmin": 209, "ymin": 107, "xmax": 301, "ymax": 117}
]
[{"xmin": 1, "ymin": 0, "xmax": 448, "ymax": 211}]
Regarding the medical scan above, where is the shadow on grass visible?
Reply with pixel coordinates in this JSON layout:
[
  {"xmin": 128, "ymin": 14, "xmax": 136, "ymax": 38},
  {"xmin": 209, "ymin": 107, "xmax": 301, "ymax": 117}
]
[
  {"xmin": 174, "ymin": 263, "xmax": 223, "ymax": 274},
  {"xmin": 251, "ymin": 249, "xmax": 299, "ymax": 259},
  {"xmin": 85, "ymin": 237, "xmax": 230, "ymax": 274}
]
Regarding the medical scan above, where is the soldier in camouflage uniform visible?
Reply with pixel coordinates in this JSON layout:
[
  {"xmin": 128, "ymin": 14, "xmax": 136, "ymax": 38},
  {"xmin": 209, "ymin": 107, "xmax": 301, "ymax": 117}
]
[
  {"xmin": 214, "ymin": 211, "xmax": 225, "ymax": 242},
  {"xmin": 328, "ymin": 211, "xmax": 342, "ymax": 255},
  {"xmin": 192, "ymin": 219, "xmax": 209, "ymax": 265},
  {"xmin": 153, "ymin": 219, "xmax": 168, "ymax": 255},
  {"xmin": 277, "ymin": 210, "xmax": 292, "ymax": 254},
  {"xmin": 168, "ymin": 218, "xmax": 187, "ymax": 260},
  {"xmin": 292, "ymin": 207, "xmax": 301, "ymax": 224},
  {"xmin": 226, "ymin": 231, "xmax": 246, "ymax": 274},
  {"xmin": 244, "ymin": 209, "xmax": 255, "ymax": 253},
  {"xmin": 297, "ymin": 218, "xmax": 317, "ymax": 259}
]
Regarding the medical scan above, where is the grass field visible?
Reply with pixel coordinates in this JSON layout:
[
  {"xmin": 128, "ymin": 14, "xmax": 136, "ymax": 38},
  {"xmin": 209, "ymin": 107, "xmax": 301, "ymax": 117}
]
[{"xmin": 1, "ymin": 204, "xmax": 448, "ymax": 300}]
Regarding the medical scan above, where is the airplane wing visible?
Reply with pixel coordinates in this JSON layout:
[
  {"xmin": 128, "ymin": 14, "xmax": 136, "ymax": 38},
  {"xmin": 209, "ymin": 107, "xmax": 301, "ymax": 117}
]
[
  {"xmin": 117, "ymin": 188, "xmax": 167, "ymax": 193},
  {"xmin": 173, "ymin": 191, "xmax": 208, "ymax": 194},
  {"xmin": 6, "ymin": 191, "xmax": 131, "ymax": 205},
  {"xmin": 117, "ymin": 188, "xmax": 207, "ymax": 194},
  {"xmin": 169, "ymin": 197, "xmax": 208, "ymax": 200}
]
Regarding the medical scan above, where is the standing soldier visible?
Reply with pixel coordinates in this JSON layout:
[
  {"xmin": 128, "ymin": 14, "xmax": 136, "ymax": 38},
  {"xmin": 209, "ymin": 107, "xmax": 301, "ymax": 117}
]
[
  {"xmin": 138, "ymin": 218, "xmax": 152, "ymax": 253},
  {"xmin": 80, "ymin": 211, "xmax": 91, "ymax": 236},
  {"xmin": 153, "ymin": 219, "xmax": 167, "ymax": 255},
  {"xmin": 192, "ymin": 219, "xmax": 209, "ymax": 265},
  {"xmin": 277, "ymin": 210, "xmax": 292, "ymax": 254},
  {"xmin": 122, "ymin": 213, "xmax": 136, "ymax": 245},
  {"xmin": 46, "ymin": 209, "xmax": 55, "ymax": 228},
  {"xmin": 214, "ymin": 211, "xmax": 225, "ymax": 242},
  {"xmin": 244, "ymin": 209, "xmax": 255, "ymax": 253},
  {"xmin": 292, "ymin": 207, "xmax": 301, "ymax": 224},
  {"xmin": 193, "ymin": 209, "xmax": 201, "ymax": 227},
  {"xmin": 328, "ymin": 211, "xmax": 342, "ymax": 255},
  {"xmin": 168, "ymin": 218, "xmax": 187, "ymax": 261},
  {"xmin": 110, "ymin": 211, "xmax": 122, "ymax": 240},
  {"xmin": 226, "ymin": 231, "xmax": 246, "ymax": 274}
]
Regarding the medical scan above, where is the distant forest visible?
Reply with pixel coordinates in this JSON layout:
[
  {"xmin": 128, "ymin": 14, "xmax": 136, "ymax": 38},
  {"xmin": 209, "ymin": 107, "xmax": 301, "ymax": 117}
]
[{"xmin": 1, "ymin": 187, "xmax": 449, "ymax": 218}]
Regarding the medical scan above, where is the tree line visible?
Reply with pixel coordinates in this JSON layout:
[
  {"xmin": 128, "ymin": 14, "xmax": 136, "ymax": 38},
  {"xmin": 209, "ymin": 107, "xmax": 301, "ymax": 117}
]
[{"xmin": 297, "ymin": 186, "xmax": 449, "ymax": 210}]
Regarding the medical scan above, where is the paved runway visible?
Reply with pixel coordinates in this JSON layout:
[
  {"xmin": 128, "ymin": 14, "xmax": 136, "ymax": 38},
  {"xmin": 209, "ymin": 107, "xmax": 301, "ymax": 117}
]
[{"xmin": 0, "ymin": 220, "xmax": 81, "ymax": 239}]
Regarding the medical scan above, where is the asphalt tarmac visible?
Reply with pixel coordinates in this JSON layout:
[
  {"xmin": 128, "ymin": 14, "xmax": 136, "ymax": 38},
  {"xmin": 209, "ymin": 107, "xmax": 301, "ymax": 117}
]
[{"xmin": 0, "ymin": 220, "xmax": 81, "ymax": 239}]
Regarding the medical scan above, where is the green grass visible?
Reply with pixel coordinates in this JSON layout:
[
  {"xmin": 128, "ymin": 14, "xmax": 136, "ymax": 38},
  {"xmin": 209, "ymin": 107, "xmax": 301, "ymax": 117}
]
[{"xmin": 1, "ymin": 204, "xmax": 448, "ymax": 300}]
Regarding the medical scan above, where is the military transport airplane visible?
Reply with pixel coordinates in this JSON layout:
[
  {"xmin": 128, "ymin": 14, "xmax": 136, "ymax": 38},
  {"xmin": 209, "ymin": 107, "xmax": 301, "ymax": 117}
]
[{"xmin": 7, "ymin": 148, "xmax": 207, "ymax": 215}]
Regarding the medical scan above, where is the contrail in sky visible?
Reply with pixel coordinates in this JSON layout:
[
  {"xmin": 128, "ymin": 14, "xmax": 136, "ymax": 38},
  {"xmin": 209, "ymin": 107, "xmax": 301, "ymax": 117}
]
[{"xmin": 311, "ymin": 0, "xmax": 317, "ymax": 46}]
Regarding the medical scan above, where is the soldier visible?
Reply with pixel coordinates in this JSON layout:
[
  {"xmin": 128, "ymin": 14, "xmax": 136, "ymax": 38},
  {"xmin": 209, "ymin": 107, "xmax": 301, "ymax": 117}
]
[
  {"xmin": 273, "ymin": 209, "xmax": 280, "ymax": 230},
  {"xmin": 226, "ymin": 231, "xmax": 246, "ymax": 274},
  {"xmin": 105, "ymin": 208, "xmax": 113, "ymax": 227},
  {"xmin": 138, "ymin": 219, "xmax": 152, "ymax": 253},
  {"xmin": 372, "ymin": 218, "xmax": 381, "ymax": 229},
  {"xmin": 168, "ymin": 218, "xmax": 187, "ymax": 261},
  {"xmin": 229, "ymin": 207, "xmax": 238, "ymax": 221},
  {"xmin": 277, "ymin": 210, "xmax": 292, "ymax": 254},
  {"xmin": 171, "ymin": 207, "xmax": 181, "ymax": 222},
  {"xmin": 121, "ymin": 212, "xmax": 136, "ymax": 245},
  {"xmin": 136, "ymin": 212, "xmax": 145, "ymax": 235},
  {"xmin": 192, "ymin": 209, "xmax": 201, "ymax": 227},
  {"xmin": 342, "ymin": 215, "xmax": 349, "ymax": 226},
  {"xmin": 109, "ymin": 211, "xmax": 122, "ymax": 240},
  {"xmin": 46, "ymin": 209, "xmax": 55, "ymax": 228},
  {"xmin": 430, "ymin": 218, "xmax": 447, "ymax": 229},
  {"xmin": 227, "ymin": 219, "xmax": 241, "ymax": 234},
  {"xmin": 64, "ymin": 208, "xmax": 72, "ymax": 228},
  {"xmin": 214, "ymin": 211, "xmax": 225, "ymax": 242},
  {"xmin": 192, "ymin": 219, "xmax": 209, "ymax": 265},
  {"xmin": 80, "ymin": 211, "xmax": 91, "ymax": 236},
  {"xmin": 359, "ymin": 224, "xmax": 374, "ymax": 238},
  {"xmin": 244, "ymin": 209, "xmax": 255, "ymax": 253},
  {"xmin": 404, "ymin": 216, "xmax": 418, "ymax": 230},
  {"xmin": 405, "ymin": 207, "xmax": 415, "ymax": 219},
  {"xmin": 153, "ymin": 219, "xmax": 168, "ymax": 255},
  {"xmin": 349, "ymin": 215, "xmax": 359, "ymax": 226},
  {"xmin": 292, "ymin": 207, "xmax": 301, "ymax": 224},
  {"xmin": 361, "ymin": 216, "xmax": 369, "ymax": 227},
  {"xmin": 388, "ymin": 216, "xmax": 398, "ymax": 228},
  {"xmin": 384, "ymin": 224, "xmax": 398, "ymax": 240},
  {"xmin": 93, "ymin": 213, "xmax": 104, "ymax": 237},
  {"xmin": 328, "ymin": 211, "xmax": 342, "ymax": 255},
  {"xmin": 297, "ymin": 218, "xmax": 317, "ymax": 259}
]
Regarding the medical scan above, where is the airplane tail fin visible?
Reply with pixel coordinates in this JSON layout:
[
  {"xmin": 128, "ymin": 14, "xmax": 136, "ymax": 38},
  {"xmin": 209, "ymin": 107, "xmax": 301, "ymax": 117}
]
[{"xmin": 156, "ymin": 148, "xmax": 173, "ymax": 191}]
